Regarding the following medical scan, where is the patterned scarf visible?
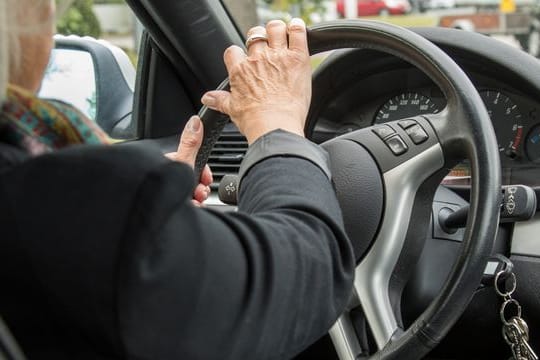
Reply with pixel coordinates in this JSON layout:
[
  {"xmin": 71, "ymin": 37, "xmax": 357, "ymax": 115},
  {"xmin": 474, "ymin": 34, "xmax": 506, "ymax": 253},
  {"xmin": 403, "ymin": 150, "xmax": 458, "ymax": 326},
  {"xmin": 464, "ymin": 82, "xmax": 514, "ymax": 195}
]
[{"xmin": 0, "ymin": 84, "xmax": 110, "ymax": 156}]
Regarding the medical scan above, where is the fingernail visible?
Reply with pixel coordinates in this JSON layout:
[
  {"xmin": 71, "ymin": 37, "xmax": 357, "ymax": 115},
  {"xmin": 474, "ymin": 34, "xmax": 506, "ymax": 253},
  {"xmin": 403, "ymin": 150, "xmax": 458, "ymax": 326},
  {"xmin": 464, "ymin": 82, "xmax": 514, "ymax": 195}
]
[
  {"xmin": 202, "ymin": 94, "xmax": 217, "ymax": 108},
  {"xmin": 290, "ymin": 18, "xmax": 305, "ymax": 28},
  {"xmin": 187, "ymin": 116, "xmax": 201, "ymax": 133}
]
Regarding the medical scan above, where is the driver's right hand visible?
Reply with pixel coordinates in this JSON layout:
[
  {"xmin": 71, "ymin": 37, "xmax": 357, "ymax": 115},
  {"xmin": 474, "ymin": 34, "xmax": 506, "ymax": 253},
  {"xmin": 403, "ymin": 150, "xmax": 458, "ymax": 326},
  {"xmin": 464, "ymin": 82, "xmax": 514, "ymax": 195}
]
[{"xmin": 201, "ymin": 18, "xmax": 312, "ymax": 144}]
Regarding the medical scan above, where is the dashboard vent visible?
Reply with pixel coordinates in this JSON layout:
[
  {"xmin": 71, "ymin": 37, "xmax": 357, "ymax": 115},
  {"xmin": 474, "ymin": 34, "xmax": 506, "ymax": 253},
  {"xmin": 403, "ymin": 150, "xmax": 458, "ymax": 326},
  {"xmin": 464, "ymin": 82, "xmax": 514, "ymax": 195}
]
[{"xmin": 208, "ymin": 129, "xmax": 248, "ymax": 190}]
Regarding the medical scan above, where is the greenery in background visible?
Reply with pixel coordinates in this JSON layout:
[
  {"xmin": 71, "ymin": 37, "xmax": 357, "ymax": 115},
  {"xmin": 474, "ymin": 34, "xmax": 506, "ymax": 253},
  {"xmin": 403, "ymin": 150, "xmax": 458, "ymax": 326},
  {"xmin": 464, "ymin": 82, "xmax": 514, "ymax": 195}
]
[
  {"xmin": 262, "ymin": 0, "xmax": 326, "ymax": 23},
  {"xmin": 56, "ymin": 0, "xmax": 102, "ymax": 38},
  {"xmin": 87, "ymin": 91, "xmax": 97, "ymax": 120},
  {"xmin": 94, "ymin": 0, "xmax": 124, "ymax": 3}
]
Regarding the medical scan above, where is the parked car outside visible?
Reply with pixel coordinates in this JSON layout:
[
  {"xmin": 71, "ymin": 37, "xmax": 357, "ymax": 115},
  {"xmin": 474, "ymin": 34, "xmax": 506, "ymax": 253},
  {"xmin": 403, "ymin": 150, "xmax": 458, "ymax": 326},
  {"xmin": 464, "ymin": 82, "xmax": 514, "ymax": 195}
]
[
  {"xmin": 419, "ymin": 0, "xmax": 456, "ymax": 11},
  {"xmin": 337, "ymin": 0, "xmax": 412, "ymax": 16}
]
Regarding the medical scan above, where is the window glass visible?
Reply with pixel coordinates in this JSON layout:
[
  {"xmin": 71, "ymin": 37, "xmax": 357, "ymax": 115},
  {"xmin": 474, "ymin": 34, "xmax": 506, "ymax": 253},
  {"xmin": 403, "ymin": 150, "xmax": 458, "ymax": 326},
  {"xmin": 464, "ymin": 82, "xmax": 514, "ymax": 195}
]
[
  {"xmin": 225, "ymin": 0, "xmax": 535, "ymax": 57},
  {"xmin": 225, "ymin": 0, "xmax": 539, "ymax": 187},
  {"xmin": 42, "ymin": 0, "xmax": 142, "ymax": 139}
]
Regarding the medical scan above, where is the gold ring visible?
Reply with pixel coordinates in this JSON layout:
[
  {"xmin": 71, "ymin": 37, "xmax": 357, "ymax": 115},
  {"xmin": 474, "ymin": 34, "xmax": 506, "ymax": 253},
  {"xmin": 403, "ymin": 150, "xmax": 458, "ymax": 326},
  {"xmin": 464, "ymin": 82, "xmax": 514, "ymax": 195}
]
[{"xmin": 245, "ymin": 34, "xmax": 268, "ymax": 48}]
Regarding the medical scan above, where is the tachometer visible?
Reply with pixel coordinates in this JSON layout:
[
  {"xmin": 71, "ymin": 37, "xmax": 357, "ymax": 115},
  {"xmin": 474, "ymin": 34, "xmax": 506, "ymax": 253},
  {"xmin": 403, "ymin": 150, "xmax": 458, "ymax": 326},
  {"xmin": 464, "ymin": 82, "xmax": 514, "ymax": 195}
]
[
  {"xmin": 480, "ymin": 90, "xmax": 523, "ymax": 159},
  {"xmin": 375, "ymin": 92, "xmax": 440, "ymax": 123}
]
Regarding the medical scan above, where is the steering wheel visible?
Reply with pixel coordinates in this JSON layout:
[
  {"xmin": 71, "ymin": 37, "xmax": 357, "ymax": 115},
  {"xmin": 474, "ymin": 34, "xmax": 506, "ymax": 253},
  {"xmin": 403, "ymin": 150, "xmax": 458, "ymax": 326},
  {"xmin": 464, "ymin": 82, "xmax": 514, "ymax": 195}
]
[{"xmin": 195, "ymin": 20, "xmax": 501, "ymax": 360}]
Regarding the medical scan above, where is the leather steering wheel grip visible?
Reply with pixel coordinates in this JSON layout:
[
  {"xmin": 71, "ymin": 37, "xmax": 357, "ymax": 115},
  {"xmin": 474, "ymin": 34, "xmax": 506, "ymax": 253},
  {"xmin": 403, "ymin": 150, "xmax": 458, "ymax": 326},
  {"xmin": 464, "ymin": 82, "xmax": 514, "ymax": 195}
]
[{"xmin": 194, "ymin": 79, "xmax": 230, "ymax": 180}]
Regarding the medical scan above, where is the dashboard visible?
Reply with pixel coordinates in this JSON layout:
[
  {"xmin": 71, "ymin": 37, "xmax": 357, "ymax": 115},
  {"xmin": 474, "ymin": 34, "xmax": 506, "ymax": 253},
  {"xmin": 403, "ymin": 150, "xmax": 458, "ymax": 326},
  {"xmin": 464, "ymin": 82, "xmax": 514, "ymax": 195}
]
[{"xmin": 311, "ymin": 60, "xmax": 540, "ymax": 187}]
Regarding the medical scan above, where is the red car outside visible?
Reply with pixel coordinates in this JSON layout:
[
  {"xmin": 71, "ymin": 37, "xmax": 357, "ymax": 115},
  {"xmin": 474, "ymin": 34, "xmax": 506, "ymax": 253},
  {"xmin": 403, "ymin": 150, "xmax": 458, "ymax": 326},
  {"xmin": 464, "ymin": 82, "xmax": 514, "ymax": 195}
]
[{"xmin": 337, "ymin": 0, "xmax": 411, "ymax": 16}]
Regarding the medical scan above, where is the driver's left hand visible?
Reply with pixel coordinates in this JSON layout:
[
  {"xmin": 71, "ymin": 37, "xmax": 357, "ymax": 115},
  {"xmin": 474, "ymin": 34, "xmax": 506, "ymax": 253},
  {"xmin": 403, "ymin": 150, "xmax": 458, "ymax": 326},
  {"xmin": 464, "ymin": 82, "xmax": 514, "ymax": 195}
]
[{"xmin": 166, "ymin": 115, "xmax": 213, "ymax": 206}]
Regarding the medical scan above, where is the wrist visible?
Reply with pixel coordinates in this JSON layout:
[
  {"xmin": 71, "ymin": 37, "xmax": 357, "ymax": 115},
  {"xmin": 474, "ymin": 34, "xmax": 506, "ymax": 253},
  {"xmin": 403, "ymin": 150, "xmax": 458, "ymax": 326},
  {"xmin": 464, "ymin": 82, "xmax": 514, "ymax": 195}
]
[
  {"xmin": 238, "ymin": 114, "xmax": 306, "ymax": 144},
  {"xmin": 245, "ymin": 126, "xmax": 305, "ymax": 144}
]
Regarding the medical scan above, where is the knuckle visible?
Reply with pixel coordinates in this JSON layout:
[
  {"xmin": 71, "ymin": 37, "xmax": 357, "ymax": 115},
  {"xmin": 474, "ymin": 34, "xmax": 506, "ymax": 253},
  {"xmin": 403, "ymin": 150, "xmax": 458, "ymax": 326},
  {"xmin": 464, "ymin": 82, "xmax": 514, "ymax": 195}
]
[
  {"xmin": 289, "ymin": 51, "xmax": 307, "ymax": 64},
  {"xmin": 247, "ymin": 26, "xmax": 266, "ymax": 36},
  {"xmin": 229, "ymin": 73, "xmax": 238, "ymax": 85},
  {"xmin": 288, "ymin": 23, "xmax": 306, "ymax": 33},
  {"xmin": 180, "ymin": 136, "xmax": 200, "ymax": 149},
  {"xmin": 248, "ymin": 52, "xmax": 265, "ymax": 62},
  {"xmin": 237, "ymin": 60, "xmax": 254, "ymax": 74},
  {"xmin": 224, "ymin": 45, "xmax": 243, "ymax": 61},
  {"xmin": 224, "ymin": 45, "xmax": 236, "ymax": 59},
  {"xmin": 268, "ymin": 50, "xmax": 284, "ymax": 63},
  {"xmin": 267, "ymin": 20, "xmax": 286, "ymax": 29}
]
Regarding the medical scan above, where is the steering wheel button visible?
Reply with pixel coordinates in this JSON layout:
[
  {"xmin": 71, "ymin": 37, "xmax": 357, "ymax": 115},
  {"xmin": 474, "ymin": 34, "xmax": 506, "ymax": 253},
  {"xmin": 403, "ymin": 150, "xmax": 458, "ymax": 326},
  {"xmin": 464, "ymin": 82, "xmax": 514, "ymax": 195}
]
[
  {"xmin": 406, "ymin": 124, "xmax": 429, "ymax": 144},
  {"xmin": 372, "ymin": 125, "xmax": 396, "ymax": 139},
  {"xmin": 398, "ymin": 119, "xmax": 418, "ymax": 129},
  {"xmin": 385, "ymin": 135, "xmax": 408, "ymax": 155}
]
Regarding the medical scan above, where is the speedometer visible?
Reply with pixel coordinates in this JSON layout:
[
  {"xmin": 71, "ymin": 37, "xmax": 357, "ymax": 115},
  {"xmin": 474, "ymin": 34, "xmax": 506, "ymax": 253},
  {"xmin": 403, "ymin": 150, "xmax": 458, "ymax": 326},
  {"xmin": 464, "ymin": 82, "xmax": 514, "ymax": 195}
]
[{"xmin": 375, "ymin": 92, "xmax": 441, "ymax": 123}]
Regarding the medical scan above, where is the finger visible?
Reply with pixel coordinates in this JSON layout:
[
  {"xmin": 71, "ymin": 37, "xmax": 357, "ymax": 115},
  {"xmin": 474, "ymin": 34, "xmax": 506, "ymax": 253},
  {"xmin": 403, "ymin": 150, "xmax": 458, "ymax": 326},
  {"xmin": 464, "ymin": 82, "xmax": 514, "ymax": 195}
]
[
  {"xmin": 288, "ymin": 18, "xmax": 308, "ymax": 54},
  {"xmin": 223, "ymin": 45, "xmax": 246, "ymax": 73},
  {"xmin": 201, "ymin": 164, "xmax": 213, "ymax": 186},
  {"xmin": 164, "ymin": 152, "xmax": 177, "ymax": 161},
  {"xmin": 201, "ymin": 90, "xmax": 232, "ymax": 115},
  {"xmin": 192, "ymin": 200, "xmax": 202, "ymax": 207},
  {"xmin": 175, "ymin": 116, "xmax": 203, "ymax": 167},
  {"xmin": 266, "ymin": 20, "xmax": 287, "ymax": 49},
  {"xmin": 246, "ymin": 26, "xmax": 268, "ymax": 56},
  {"xmin": 193, "ymin": 183, "xmax": 210, "ymax": 203}
]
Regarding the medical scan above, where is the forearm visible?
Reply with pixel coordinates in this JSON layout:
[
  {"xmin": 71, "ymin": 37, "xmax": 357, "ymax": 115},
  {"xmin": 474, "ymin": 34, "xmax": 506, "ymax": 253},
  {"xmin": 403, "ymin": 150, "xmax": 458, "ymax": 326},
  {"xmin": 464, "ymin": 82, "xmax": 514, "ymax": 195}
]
[{"xmin": 232, "ymin": 156, "xmax": 355, "ymax": 357}]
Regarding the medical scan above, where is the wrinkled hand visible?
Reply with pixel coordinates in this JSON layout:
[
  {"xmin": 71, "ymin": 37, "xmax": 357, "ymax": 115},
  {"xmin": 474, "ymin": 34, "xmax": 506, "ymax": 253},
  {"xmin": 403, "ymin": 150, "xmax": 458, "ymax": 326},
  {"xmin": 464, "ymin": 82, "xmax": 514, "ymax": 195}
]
[
  {"xmin": 201, "ymin": 18, "xmax": 311, "ymax": 144},
  {"xmin": 166, "ymin": 116, "xmax": 213, "ymax": 206}
]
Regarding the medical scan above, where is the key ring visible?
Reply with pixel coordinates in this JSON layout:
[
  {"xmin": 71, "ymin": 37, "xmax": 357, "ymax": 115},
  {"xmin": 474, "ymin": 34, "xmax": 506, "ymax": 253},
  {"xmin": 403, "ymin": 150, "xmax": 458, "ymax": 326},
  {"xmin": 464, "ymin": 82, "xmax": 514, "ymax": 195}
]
[
  {"xmin": 494, "ymin": 270, "xmax": 516, "ymax": 298},
  {"xmin": 500, "ymin": 298, "xmax": 522, "ymax": 325}
]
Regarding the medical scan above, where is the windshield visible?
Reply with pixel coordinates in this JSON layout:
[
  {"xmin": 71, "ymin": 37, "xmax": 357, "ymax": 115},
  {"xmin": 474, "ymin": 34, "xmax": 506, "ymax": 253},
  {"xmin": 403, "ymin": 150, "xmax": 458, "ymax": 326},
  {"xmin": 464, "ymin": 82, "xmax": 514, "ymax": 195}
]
[
  {"xmin": 224, "ymin": 0, "xmax": 536, "ymax": 57},
  {"xmin": 224, "ymin": 0, "xmax": 539, "ymax": 187}
]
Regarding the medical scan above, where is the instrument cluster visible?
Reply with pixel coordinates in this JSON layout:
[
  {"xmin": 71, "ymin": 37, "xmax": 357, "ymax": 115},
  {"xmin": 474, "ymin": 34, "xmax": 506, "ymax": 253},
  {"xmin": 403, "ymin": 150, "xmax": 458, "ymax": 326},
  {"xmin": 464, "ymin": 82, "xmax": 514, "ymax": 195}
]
[{"xmin": 313, "ymin": 84, "xmax": 540, "ymax": 186}]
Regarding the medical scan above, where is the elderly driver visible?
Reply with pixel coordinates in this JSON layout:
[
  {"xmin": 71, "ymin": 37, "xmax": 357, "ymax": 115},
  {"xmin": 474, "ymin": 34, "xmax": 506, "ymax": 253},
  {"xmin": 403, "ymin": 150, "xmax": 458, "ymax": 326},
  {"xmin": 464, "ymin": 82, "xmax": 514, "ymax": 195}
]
[{"xmin": 0, "ymin": 0, "xmax": 354, "ymax": 359}]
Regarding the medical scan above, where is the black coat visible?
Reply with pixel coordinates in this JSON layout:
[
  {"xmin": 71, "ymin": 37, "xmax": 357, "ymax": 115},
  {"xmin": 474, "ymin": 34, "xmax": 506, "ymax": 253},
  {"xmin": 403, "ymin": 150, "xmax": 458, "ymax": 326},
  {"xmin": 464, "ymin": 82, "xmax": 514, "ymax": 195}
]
[{"xmin": 0, "ymin": 132, "xmax": 354, "ymax": 359}]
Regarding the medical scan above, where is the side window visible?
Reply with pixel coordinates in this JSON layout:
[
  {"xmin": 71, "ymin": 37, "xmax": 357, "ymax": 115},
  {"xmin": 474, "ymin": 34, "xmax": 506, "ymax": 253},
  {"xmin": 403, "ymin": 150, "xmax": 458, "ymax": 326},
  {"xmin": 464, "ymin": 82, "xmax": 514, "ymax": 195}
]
[{"xmin": 39, "ymin": 0, "xmax": 143, "ymax": 140}]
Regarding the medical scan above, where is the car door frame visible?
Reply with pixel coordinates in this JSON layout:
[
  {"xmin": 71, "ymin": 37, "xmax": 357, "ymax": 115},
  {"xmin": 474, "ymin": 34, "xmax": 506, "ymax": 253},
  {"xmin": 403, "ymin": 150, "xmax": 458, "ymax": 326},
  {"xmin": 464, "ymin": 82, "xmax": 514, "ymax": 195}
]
[{"xmin": 125, "ymin": 0, "xmax": 244, "ymax": 146}]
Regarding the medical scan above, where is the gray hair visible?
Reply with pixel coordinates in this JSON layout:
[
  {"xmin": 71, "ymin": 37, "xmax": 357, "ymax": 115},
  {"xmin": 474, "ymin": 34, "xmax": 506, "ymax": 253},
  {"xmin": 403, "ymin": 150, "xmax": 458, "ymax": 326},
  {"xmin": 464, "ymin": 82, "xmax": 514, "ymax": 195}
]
[
  {"xmin": 0, "ymin": 0, "xmax": 72, "ymax": 105},
  {"xmin": 0, "ymin": 0, "xmax": 15, "ymax": 106}
]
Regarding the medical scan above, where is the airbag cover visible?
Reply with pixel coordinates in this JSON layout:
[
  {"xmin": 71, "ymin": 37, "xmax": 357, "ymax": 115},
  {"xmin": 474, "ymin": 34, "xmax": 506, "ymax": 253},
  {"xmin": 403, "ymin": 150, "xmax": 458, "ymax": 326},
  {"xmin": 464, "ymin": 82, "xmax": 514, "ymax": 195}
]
[{"xmin": 323, "ymin": 138, "xmax": 384, "ymax": 262}]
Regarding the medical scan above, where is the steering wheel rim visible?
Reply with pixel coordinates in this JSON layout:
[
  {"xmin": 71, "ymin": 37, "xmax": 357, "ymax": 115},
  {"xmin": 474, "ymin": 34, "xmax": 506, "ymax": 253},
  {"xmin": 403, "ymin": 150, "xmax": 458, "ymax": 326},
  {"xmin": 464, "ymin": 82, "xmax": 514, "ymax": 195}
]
[{"xmin": 195, "ymin": 20, "xmax": 501, "ymax": 359}]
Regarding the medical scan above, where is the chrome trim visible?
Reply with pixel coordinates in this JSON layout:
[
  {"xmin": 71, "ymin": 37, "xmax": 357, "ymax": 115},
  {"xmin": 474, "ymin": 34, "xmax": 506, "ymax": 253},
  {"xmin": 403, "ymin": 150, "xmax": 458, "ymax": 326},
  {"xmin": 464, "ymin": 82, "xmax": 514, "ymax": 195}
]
[
  {"xmin": 205, "ymin": 193, "xmax": 236, "ymax": 210},
  {"xmin": 329, "ymin": 313, "xmax": 363, "ymax": 360},
  {"xmin": 355, "ymin": 144, "xmax": 444, "ymax": 349}
]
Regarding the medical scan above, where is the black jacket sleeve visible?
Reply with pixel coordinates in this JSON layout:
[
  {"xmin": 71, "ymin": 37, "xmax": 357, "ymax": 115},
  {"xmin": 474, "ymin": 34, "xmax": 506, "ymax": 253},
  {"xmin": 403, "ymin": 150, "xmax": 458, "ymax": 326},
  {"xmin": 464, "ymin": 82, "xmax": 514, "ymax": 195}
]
[
  {"xmin": 119, "ymin": 158, "xmax": 354, "ymax": 359},
  {"xmin": 0, "ymin": 134, "xmax": 354, "ymax": 360}
]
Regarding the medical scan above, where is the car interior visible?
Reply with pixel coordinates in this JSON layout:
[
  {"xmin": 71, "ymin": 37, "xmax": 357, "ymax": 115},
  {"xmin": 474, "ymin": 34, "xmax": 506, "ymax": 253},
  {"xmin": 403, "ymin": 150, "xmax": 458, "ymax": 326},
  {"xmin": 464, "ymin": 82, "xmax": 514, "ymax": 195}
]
[{"xmin": 4, "ymin": 0, "xmax": 540, "ymax": 359}]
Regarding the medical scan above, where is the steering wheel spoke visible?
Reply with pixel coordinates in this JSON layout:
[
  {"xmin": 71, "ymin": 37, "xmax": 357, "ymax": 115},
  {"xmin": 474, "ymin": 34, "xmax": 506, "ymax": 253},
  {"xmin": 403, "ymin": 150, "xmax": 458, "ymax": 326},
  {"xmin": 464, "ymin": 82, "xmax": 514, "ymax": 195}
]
[
  {"xmin": 355, "ymin": 142, "xmax": 444, "ymax": 347},
  {"xmin": 326, "ymin": 134, "xmax": 445, "ymax": 357}
]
